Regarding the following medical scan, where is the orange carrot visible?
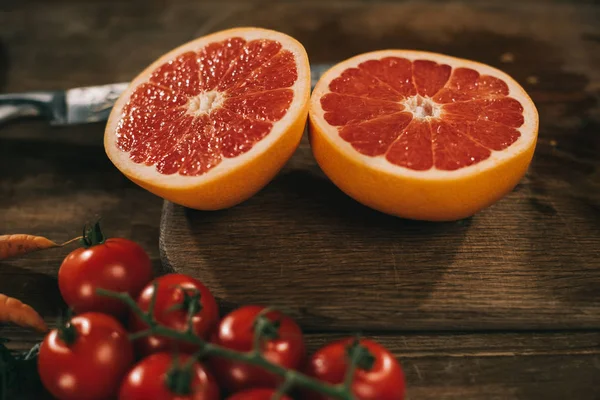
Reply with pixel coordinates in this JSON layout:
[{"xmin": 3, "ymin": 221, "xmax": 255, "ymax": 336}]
[
  {"xmin": 0, "ymin": 234, "xmax": 80, "ymax": 260},
  {"xmin": 0, "ymin": 294, "xmax": 47, "ymax": 332}
]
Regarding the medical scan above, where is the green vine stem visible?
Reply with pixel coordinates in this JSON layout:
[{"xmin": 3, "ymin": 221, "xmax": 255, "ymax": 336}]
[
  {"xmin": 96, "ymin": 288, "xmax": 366, "ymax": 400},
  {"xmin": 166, "ymin": 354, "xmax": 195, "ymax": 395}
]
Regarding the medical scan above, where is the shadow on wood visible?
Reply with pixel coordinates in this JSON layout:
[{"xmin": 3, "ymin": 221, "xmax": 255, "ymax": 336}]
[
  {"xmin": 0, "ymin": 263, "xmax": 65, "ymax": 318},
  {"xmin": 0, "ymin": 39, "xmax": 8, "ymax": 92},
  {"xmin": 160, "ymin": 132, "xmax": 600, "ymax": 331},
  {"xmin": 160, "ymin": 138, "xmax": 472, "ymax": 331}
]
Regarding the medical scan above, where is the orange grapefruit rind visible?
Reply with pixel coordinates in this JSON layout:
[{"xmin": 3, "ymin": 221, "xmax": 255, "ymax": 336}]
[{"xmin": 309, "ymin": 50, "xmax": 539, "ymax": 221}]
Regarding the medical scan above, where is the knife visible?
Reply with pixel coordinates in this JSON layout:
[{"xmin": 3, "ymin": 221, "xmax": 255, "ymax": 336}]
[{"xmin": 0, "ymin": 64, "xmax": 333, "ymax": 126}]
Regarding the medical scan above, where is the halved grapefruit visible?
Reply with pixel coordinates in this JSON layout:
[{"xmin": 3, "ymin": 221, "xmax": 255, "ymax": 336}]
[
  {"xmin": 309, "ymin": 50, "xmax": 538, "ymax": 221},
  {"xmin": 105, "ymin": 28, "xmax": 310, "ymax": 210}
]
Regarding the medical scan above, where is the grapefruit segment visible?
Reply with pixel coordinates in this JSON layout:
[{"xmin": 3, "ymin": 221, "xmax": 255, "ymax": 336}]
[
  {"xmin": 105, "ymin": 28, "xmax": 310, "ymax": 210},
  {"xmin": 197, "ymin": 37, "xmax": 246, "ymax": 92},
  {"xmin": 386, "ymin": 119, "xmax": 433, "ymax": 171},
  {"xmin": 321, "ymin": 94, "xmax": 405, "ymax": 126},
  {"xmin": 340, "ymin": 112, "xmax": 413, "ymax": 157},
  {"xmin": 150, "ymin": 51, "xmax": 202, "ymax": 96},
  {"xmin": 216, "ymin": 39, "xmax": 282, "ymax": 91},
  {"xmin": 309, "ymin": 50, "xmax": 538, "ymax": 221},
  {"xmin": 229, "ymin": 50, "xmax": 298, "ymax": 95},
  {"xmin": 412, "ymin": 59, "xmax": 452, "ymax": 97},
  {"xmin": 357, "ymin": 57, "xmax": 416, "ymax": 97},
  {"xmin": 329, "ymin": 68, "xmax": 402, "ymax": 101},
  {"xmin": 224, "ymin": 89, "xmax": 294, "ymax": 122},
  {"xmin": 433, "ymin": 67, "xmax": 509, "ymax": 103},
  {"xmin": 430, "ymin": 120, "xmax": 491, "ymax": 171}
]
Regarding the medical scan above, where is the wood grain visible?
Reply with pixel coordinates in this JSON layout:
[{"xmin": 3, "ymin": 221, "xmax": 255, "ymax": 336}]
[
  {"xmin": 3, "ymin": 326, "xmax": 599, "ymax": 400},
  {"xmin": 161, "ymin": 135, "xmax": 600, "ymax": 331},
  {"xmin": 158, "ymin": 0, "xmax": 600, "ymax": 332},
  {"xmin": 0, "ymin": 130, "xmax": 164, "ymax": 318},
  {"xmin": 1, "ymin": 0, "xmax": 599, "ymax": 398},
  {"xmin": 310, "ymin": 332, "xmax": 600, "ymax": 400}
]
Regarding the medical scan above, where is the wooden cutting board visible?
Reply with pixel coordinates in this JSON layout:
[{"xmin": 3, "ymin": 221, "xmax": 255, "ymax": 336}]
[{"xmin": 159, "ymin": 132, "xmax": 600, "ymax": 332}]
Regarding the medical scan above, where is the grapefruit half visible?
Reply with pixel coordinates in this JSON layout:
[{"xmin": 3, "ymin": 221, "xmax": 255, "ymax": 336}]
[
  {"xmin": 309, "ymin": 50, "xmax": 538, "ymax": 221},
  {"xmin": 105, "ymin": 28, "xmax": 310, "ymax": 210}
]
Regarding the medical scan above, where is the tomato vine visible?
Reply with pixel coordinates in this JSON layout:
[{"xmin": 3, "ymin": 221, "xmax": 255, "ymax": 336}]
[{"xmin": 97, "ymin": 286, "xmax": 371, "ymax": 400}]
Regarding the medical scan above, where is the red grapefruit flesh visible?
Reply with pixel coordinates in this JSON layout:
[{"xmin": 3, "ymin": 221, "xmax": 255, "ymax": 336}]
[
  {"xmin": 309, "ymin": 51, "xmax": 538, "ymax": 221},
  {"xmin": 105, "ymin": 28, "xmax": 310, "ymax": 209}
]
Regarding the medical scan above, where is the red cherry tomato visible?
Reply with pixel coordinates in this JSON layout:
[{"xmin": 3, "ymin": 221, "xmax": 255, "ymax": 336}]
[
  {"xmin": 209, "ymin": 305, "xmax": 305, "ymax": 394},
  {"xmin": 119, "ymin": 352, "xmax": 220, "ymax": 400},
  {"xmin": 58, "ymin": 229, "xmax": 153, "ymax": 318},
  {"xmin": 226, "ymin": 388, "xmax": 292, "ymax": 400},
  {"xmin": 303, "ymin": 338, "xmax": 405, "ymax": 400},
  {"xmin": 129, "ymin": 274, "xmax": 219, "ymax": 356},
  {"xmin": 38, "ymin": 312, "xmax": 134, "ymax": 400}
]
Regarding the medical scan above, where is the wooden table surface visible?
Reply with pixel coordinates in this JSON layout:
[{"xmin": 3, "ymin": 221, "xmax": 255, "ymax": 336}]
[{"xmin": 1, "ymin": 1, "xmax": 599, "ymax": 399}]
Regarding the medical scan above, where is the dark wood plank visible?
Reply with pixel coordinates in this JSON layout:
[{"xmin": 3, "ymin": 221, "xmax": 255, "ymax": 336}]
[
  {"xmin": 309, "ymin": 332, "xmax": 600, "ymax": 400},
  {"xmin": 155, "ymin": 0, "xmax": 600, "ymax": 331},
  {"xmin": 161, "ymin": 135, "xmax": 600, "ymax": 331},
  {"xmin": 2, "ymin": 326, "xmax": 599, "ymax": 400},
  {"xmin": 0, "ymin": 129, "xmax": 165, "ymax": 319},
  {"xmin": 1, "ymin": 1, "xmax": 599, "ymax": 398},
  {"xmin": 141, "ymin": 0, "xmax": 599, "ymax": 330}
]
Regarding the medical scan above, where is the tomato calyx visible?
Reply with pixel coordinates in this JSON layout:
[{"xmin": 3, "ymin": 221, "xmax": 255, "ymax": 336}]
[
  {"xmin": 79, "ymin": 221, "xmax": 106, "ymax": 248},
  {"xmin": 97, "ymin": 287, "xmax": 405, "ymax": 400},
  {"xmin": 252, "ymin": 310, "xmax": 281, "ymax": 349},
  {"xmin": 164, "ymin": 355, "xmax": 195, "ymax": 395},
  {"xmin": 346, "ymin": 338, "xmax": 376, "ymax": 371},
  {"xmin": 166, "ymin": 287, "xmax": 204, "ymax": 328}
]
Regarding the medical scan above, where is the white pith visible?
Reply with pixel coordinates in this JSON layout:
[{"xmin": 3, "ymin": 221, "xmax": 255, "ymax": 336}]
[
  {"xmin": 310, "ymin": 50, "xmax": 539, "ymax": 180},
  {"xmin": 186, "ymin": 90, "xmax": 225, "ymax": 117},
  {"xmin": 403, "ymin": 95, "xmax": 441, "ymax": 119},
  {"xmin": 105, "ymin": 28, "xmax": 310, "ymax": 189}
]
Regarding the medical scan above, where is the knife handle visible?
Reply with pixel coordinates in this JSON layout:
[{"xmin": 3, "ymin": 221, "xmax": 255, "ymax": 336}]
[{"xmin": 0, "ymin": 92, "xmax": 60, "ymax": 125}]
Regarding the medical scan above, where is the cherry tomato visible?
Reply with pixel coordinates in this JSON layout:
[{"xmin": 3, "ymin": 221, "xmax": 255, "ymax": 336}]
[
  {"xmin": 58, "ymin": 224, "xmax": 153, "ymax": 318},
  {"xmin": 119, "ymin": 352, "xmax": 220, "ymax": 400},
  {"xmin": 302, "ymin": 338, "xmax": 405, "ymax": 400},
  {"xmin": 226, "ymin": 388, "xmax": 292, "ymax": 400},
  {"xmin": 129, "ymin": 273, "xmax": 219, "ymax": 356},
  {"xmin": 38, "ymin": 312, "xmax": 134, "ymax": 400},
  {"xmin": 209, "ymin": 305, "xmax": 305, "ymax": 394}
]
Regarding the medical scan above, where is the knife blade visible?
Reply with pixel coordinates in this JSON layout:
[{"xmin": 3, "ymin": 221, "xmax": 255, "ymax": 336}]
[{"xmin": 0, "ymin": 63, "xmax": 333, "ymax": 126}]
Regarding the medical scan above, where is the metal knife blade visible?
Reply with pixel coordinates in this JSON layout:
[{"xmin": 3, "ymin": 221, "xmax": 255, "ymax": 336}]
[{"xmin": 0, "ymin": 63, "xmax": 332, "ymax": 126}]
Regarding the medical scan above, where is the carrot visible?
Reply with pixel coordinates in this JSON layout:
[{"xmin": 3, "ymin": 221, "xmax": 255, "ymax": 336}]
[
  {"xmin": 0, "ymin": 234, "xmax": 80, "ymax": 260},
  {"xmin": 0, "ymin": 294, "xmax": 47, "ymax": 332}
]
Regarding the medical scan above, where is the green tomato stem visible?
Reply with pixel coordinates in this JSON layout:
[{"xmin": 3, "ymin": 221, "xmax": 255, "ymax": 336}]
[
  {"xmin": 79, "ymin": 221, "xmax": 106, "ymax": 248},
  {"xmin": 96, "ymin": 288, "xmax": 356, "ymax": 400},
  {"xmin": 273, "ymin": 372, "xmax": 296, "ymax": 399},
  {"xmin": 344, "ymin": 345, "xmax": 361, "ymax": 389},
  {"xmin": 57, "ymin": 310, "xmax": 78, "ymax": 346}
]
